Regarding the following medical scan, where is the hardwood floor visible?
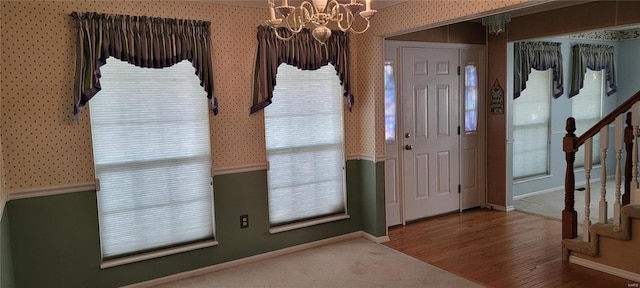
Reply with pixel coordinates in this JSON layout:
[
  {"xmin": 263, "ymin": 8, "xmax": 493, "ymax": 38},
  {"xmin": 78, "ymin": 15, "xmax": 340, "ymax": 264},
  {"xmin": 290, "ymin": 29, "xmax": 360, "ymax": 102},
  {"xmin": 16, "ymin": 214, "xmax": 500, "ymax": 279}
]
[{"xmin": 384, "ymin": 208, "xmax": 635, "ymax": 288}]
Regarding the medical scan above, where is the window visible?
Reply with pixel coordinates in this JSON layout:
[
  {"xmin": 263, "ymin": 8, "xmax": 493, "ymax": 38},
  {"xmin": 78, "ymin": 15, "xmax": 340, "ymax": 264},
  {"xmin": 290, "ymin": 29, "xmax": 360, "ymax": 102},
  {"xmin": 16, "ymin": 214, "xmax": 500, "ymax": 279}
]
[
  {"xmin": 573, "ymin": 69, "xmax": 603, "ymax": 167},
  {"xmin": 265, "ymin": 64, "xmax": 347, "ymax": 230},
  {"xmin": 384, "ymin": 61, "xmax": 397, "ymax": 142},
  {"xmin": 90, "ymin": 58, "xmax": 215, "ymax": 264},
  {"xmin": 465, "ymin": 64, "xmax": 479, "ymax": 133},
  {"xmin": 513, "ymin": 69, "xmax": 552, "ymax": 179}
]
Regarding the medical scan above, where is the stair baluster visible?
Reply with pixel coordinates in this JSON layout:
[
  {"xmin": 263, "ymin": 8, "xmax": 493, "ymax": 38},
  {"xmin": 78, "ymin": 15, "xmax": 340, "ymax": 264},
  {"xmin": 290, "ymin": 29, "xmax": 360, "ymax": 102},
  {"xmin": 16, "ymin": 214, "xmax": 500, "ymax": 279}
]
[
  {"xmin": 599, "ymin": 125, "xmax": 609, "ymax": 224},
  {"xmin": 563, "ymin": 118, "xmax": 578, "ymax": 239},
  {"xmin": 633, "ymin": 102, "xmax": 640, "ymax": 205},
  {"xmin": 624, "ymin": 112, "xmax": 633, "ymax": 206},
  {"xmin": 614, "ymin": 115, "xmax": 623, "ymax": 227},
  {"xmin": 583, "ymin": 138, "xmax": 592, "ymax": 242}
]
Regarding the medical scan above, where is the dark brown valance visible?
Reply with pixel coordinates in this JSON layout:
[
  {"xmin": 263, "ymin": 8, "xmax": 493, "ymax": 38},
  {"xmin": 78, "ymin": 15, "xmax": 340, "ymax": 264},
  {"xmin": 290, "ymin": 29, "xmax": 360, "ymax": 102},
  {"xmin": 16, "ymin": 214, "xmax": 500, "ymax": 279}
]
[
  {"xmin": 71, "ymin": 12, "xmax": 217, "ymax": 121},
  {"xmin": 569, "ymin": 44, "xmax": 616, "ymax": 98},
  {"xmin": 513, "ymin": 41, "xmax": 564, "ymax": 99},
  {"xmin": 251, "ymin": 26, "xmax": 353, "ymax": 114}
]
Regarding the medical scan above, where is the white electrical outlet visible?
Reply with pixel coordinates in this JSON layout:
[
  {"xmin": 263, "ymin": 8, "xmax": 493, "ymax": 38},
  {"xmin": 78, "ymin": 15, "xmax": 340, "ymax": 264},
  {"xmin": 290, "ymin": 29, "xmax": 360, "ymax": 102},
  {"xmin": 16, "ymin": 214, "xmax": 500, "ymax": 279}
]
[{"xmin": 240, "ymin": 215, "xmax": 249, "ymax": 229}]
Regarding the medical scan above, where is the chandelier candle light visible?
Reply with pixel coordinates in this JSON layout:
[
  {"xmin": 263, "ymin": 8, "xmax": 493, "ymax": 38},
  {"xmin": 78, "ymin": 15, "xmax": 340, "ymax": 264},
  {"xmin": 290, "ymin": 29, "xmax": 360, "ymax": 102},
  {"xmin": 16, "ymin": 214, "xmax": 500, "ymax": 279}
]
[{"xmin": 265, "ymin": 0, "xmax": 376, "ymax": 44}]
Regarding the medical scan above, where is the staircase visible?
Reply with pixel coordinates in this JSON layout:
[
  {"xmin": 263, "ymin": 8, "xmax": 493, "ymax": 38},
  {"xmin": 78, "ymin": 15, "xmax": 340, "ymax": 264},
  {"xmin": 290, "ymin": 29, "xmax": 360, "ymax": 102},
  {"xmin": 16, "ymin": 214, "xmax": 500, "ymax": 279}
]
[{"xmin": 561, "ymin": 90, "xmax": 640, "ymax": 280}]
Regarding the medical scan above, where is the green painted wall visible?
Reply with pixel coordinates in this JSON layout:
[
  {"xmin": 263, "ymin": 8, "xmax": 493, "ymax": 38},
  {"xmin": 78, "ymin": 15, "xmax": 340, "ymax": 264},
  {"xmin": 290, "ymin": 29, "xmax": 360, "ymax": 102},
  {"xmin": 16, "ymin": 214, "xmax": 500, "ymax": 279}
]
[
  {"xmin": 1, "ymin": 210, "xmax": 15, "ymax": 288},
  {"xmin": 358, "ymin": 161, "xmax": 386, "ymax": 237},
  {"xmin": 6, "ymin": 160, "xmax": 384, "ymax": 287}
]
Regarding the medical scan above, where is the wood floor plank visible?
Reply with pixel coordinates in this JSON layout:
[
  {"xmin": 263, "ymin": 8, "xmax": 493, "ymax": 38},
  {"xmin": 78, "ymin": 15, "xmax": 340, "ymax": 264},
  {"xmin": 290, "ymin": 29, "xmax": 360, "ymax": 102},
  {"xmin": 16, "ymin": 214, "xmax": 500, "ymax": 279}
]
[{"xmin": 384, "ymin": 209, "xmax": 635, "ymax": 288}]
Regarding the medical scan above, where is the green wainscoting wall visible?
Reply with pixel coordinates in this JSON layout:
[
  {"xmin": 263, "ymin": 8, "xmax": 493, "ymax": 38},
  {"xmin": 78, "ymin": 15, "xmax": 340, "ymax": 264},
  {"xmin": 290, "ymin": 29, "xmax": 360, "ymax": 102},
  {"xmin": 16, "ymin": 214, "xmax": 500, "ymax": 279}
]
[
  {"xmin": 354, "ymin": 160, "xmax": 386, "ymax": 237},
  {"xmin": 1, "ymin": 210, "xmax": 15, "ymax": 288},
  {"xmin": 3, "ymin": 159, "xmax": 385, "ymax": 287}
]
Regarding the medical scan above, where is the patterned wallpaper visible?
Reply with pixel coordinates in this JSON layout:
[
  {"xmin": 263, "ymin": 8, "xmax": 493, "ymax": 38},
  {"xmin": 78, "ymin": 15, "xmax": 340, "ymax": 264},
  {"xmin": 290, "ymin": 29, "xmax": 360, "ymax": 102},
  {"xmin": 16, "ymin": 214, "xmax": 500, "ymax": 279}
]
[
  {"xmin": 0, "ymin": 0, "xmax": 530, "ymax": 192},
  {"xmin": 562, "ymin": 28, "xmax": 640, "ymax": 41},
  {"xmin": 0, "ymin": 1, "xmax": 272, "ymax": 190}
]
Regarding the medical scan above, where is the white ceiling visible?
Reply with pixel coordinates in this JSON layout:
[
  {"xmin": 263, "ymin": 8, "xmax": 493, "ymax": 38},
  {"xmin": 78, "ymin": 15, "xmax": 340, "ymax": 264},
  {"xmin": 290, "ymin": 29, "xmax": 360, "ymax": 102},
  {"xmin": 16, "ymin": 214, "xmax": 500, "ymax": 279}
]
[{"xmin": 204, "ymin": 0, "xmax": 408, "ymax": 11}]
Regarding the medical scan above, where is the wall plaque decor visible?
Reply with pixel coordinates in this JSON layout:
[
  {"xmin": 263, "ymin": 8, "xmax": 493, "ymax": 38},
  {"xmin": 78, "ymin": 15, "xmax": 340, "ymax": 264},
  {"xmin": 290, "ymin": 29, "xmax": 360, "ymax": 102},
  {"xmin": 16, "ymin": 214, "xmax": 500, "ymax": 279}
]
[{"xmin": 490, "ymin": 79, "xmax": 504, "ymax": 115}]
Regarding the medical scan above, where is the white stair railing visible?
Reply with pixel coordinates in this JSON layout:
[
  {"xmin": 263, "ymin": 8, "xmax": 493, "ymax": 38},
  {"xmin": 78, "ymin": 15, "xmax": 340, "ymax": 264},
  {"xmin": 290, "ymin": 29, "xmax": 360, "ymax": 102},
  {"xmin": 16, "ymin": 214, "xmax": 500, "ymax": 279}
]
[
  {"xmin": 599, "ymin": 125, "xmax": 609, "ymax": 224},
  {"xmin": 613, "ymin": 115, "xmax": 623, "ymax": 227},
  {"xmin": 564, "ymin": 90, "xmax": 640, "ymax": 242}
]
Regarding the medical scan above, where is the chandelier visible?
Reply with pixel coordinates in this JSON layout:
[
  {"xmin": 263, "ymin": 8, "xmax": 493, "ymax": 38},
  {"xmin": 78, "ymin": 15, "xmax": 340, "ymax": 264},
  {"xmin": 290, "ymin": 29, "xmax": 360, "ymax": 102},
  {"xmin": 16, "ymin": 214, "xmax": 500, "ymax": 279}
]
[
  {"xmin": 481, "ymin": 12, "xmax": 511, "ymax": 35},
  {"xmin": 265, "ymin": 0, "xmax": 377, "ymax": 44}
]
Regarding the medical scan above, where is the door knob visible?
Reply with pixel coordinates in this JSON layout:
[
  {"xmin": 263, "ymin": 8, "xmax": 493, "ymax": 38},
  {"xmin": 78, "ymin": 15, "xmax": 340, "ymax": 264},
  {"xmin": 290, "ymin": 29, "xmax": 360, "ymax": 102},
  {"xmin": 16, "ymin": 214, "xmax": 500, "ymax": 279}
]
[
  {"xmin": 405, "ymin": 132, "xmax": 411, "ymax": 138},
  {"xmin": 405, "ymin": 145, "xmax": 413, "ymax": 150}
]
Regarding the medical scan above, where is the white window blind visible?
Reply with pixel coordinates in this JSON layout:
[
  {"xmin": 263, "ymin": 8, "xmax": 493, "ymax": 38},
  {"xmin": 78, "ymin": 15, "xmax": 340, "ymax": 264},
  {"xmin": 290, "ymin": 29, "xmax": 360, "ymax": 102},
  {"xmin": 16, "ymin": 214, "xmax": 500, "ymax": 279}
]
[
  {"xmin": 513, "ymin": 69, "xmax": 551, "ymax": 179},
  {"xmin": 265, "ymin": 64, "xmax": 346, "ymax": 227},
  {"xmin": 573, "ymin": 69, "xmax": 603, "ymax": 167},
  {"xmin": 90, "ymin": 57, "xmax": 214, "ymax": 259}
]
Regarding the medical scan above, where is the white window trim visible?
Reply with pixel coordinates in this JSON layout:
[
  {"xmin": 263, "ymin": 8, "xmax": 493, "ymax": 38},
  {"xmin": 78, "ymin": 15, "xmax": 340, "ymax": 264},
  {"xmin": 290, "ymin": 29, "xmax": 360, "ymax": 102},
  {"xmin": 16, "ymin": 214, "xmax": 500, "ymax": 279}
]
[
  {"xmin": 101, "ymin": 240, "xmax": 219, "ymax": 269},
  {"xmin": 269, "ymin": 214, "xmax": 350, "ymax": 234}
]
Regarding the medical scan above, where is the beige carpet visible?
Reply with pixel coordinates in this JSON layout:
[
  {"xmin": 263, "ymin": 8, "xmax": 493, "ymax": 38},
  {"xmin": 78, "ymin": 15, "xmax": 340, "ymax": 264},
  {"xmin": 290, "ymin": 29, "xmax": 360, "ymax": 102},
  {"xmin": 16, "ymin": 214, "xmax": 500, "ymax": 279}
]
[
  {"xmin": 152, "ymin": 237, "xmax": 484, "ymax": 288},
  {"xmin": 514, "ymin": 180, "xmax": 618, "ymax": 222}
]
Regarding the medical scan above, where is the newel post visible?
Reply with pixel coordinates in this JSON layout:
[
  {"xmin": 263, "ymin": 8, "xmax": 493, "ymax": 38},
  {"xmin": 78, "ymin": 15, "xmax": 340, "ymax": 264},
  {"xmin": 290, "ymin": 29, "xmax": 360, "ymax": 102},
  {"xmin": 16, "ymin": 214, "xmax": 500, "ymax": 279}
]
[
  {"xmin": 563, "ymin": 117, "xmax": 578, "ymax": 239},
  {"xmin": 624, "ymin": 112, "xmax": 633, "ymax": 206}
]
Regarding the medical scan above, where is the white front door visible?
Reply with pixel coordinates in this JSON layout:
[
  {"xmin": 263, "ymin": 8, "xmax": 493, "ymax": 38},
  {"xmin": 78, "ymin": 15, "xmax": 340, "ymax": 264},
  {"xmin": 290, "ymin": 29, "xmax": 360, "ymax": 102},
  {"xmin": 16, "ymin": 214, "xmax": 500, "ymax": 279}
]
[{"xmin": 401, "ymin": 47, "xmax": 460, "ymax": 221}]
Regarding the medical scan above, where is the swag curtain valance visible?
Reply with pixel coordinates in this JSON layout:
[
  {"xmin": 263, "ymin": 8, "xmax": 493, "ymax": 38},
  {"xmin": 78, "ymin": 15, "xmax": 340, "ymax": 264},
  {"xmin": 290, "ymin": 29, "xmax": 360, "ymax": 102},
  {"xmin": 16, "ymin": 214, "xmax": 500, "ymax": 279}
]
[
  {"xmin": 70, "ymin": 12, "xmax": 218, "ymax": 121},
  {"xmin": 569, "ymin": 44, "xmax": 616, "ymax": 98},
  {"xmin": 251, "ymin": 26, "xmax": 353, "ymax": 114},
  {"xmin": 513, "ymin": 41, "xmax": 564, "ymax": 99}
]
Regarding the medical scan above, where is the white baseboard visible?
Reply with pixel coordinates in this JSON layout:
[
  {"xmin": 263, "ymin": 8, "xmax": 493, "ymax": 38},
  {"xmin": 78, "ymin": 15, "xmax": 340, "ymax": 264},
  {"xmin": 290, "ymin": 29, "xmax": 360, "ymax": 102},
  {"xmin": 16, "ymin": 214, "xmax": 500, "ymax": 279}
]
[
  {"xmin": 486, "ymin": 203, "xmax": 514, "ymax": 212},
  {"xmin": 123, "ymin": 231, "xmax": 382, "ymax": 288},
  {"xmin": 362, "ymin": 232, "xmax": 390, "ymax": 243},
  {"xmin": 569, "ymin": 255, "xmax": 640, "ymax": 282},
  {"xmin": 513, "ymin": 175, "xmax": 616, "ymax": 200},
  {"xmin": 513, "ymin": 185, "xmax": 565, "ymax": 200}
]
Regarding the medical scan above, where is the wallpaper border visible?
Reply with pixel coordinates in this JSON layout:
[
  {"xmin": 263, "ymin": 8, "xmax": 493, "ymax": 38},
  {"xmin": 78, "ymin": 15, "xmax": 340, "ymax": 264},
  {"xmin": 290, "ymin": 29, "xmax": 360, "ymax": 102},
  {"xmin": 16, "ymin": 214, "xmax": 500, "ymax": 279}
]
[
  {"xmin": 6, "ymin": 181, "xmax": 97, "ymax": 200},
  {"xmin": 4, "ymin": 156, "xmax": 385, "ymax": 201}
]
